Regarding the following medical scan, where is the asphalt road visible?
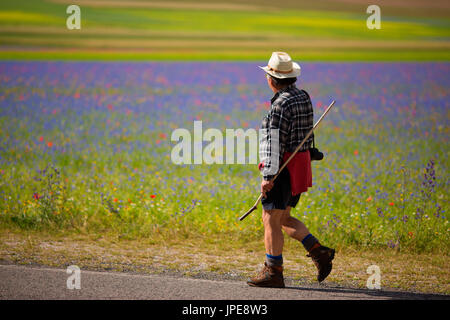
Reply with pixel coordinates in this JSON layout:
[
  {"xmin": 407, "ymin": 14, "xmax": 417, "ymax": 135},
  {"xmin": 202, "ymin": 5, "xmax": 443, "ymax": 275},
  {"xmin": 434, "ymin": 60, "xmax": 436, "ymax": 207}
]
[{"xmin": 0, "ymin": 264, "xmax": 447, "ymax": 300}]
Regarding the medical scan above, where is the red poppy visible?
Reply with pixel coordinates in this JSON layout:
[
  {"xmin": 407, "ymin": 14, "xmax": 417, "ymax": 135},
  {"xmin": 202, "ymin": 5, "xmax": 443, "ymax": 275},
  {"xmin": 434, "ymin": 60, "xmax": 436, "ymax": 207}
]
[
  {"xmin": 159, "ymin": 133, "xmax": 167, "ymax": 139},
  {"xmin": 150, "ymin": 194, "xmax": 156, "ymax": 199},
  {"xmin": 389, "ymin": 202, "xmax": 394, "ymax": 206},
  {"xmin": 47, "ymin": 141, "xmax": 53, "ymax": 148},
  {"xmin": 39, "ymin": 136, "xmax": 44, "ymax": 142},
  {"xmin": 354, "ymin": 150, "xmax": 359, "ymax": 156},
  {"xmin": 33, "ymin": 193, "xmax": 40, "ymax": 200},
  {"xmin": 113, "ymin": 198, "xmax": 118, "ymax": 202}
]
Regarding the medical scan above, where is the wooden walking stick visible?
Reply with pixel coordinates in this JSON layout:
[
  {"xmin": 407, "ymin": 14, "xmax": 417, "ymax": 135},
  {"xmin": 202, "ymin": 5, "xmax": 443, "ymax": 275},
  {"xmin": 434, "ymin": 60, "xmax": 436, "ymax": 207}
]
[{"xmin": 238, "ymin": 100, "xmax": 336, "ymax": 221}]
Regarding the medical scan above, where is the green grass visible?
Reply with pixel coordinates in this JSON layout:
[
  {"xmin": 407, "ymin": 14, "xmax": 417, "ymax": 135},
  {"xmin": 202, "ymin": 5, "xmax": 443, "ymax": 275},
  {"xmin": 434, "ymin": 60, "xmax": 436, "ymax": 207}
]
[{"xmin": 1, "ymin": 113, "xmax": 448, "ymax": 253}]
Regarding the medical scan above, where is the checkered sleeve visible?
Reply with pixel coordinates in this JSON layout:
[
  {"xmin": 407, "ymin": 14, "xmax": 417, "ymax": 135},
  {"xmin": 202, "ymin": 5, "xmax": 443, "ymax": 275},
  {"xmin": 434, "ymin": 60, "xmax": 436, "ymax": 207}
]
[{"xmin": 259, "ymin": 102, "xmax": 291, "ymax": 181}]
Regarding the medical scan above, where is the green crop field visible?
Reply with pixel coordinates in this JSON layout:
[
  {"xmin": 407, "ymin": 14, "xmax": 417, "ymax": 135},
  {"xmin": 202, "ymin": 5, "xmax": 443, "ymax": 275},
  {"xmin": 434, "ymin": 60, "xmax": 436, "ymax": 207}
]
[{"xmin": 0, "ymin": 0, "xmax": 449, "ymax": 61}]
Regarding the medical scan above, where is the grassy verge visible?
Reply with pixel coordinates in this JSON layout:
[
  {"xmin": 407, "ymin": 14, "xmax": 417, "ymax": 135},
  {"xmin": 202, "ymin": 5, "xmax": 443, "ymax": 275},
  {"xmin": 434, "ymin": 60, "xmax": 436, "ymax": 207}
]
[{"xmin": 1, "ymin": 227, "xmax": 448, "ymax": 295}]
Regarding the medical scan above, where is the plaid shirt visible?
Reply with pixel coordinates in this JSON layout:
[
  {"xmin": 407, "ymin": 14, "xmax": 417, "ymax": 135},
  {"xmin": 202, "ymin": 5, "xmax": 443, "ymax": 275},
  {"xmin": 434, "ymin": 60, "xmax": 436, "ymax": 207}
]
[{"xmin": 260, "ymin": 84, "xmax": 314, "ymax": 180}]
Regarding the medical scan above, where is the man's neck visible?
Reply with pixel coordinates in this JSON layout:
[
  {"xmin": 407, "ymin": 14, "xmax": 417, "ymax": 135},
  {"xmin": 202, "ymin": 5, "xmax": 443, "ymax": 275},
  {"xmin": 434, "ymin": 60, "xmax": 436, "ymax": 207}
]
[{"xmin": 274, "ymin": 84, "xmax": 292, "ymax": 93}]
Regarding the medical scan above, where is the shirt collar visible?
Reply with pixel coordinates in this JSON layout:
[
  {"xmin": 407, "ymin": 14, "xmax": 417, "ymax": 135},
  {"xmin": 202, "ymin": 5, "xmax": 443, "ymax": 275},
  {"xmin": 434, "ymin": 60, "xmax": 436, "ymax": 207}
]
[{"xmin": 270, "ymin": 84, "xmax": 295, "ymax": 104}]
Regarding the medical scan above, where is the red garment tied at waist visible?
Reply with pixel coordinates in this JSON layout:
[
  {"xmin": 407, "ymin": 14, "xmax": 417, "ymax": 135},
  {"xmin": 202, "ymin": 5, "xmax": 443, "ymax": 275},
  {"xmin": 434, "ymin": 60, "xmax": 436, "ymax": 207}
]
[{"xmin": 282, "ymin": 150, "xmax": 312, "ymax": 196}]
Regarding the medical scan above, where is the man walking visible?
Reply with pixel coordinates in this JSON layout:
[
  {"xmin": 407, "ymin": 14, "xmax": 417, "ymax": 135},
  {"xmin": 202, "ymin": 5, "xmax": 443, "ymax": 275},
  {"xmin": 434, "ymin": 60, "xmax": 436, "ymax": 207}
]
[{"xmin": 247, "ymin": 52, "xmax": 335, "ymax": 288}]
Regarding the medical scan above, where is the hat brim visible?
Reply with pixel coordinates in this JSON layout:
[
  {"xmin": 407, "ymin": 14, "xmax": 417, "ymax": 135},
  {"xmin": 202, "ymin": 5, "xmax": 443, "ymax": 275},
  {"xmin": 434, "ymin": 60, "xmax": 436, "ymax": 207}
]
[{"xmin": 259, "ymin": 62, "xmax": 301, "ymax": 79}]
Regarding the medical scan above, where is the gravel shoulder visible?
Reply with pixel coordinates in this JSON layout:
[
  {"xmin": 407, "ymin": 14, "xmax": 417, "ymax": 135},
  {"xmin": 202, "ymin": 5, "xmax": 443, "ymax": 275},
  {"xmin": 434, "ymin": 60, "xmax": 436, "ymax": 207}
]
[{"xmin": 1, "ymin": 229, "xmax": 449, "ymax": 297}]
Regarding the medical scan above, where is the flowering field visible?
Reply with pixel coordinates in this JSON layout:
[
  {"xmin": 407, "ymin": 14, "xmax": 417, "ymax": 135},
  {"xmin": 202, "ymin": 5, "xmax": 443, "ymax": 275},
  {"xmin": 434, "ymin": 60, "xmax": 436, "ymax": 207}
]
[{"xmin": 0, "ymin": 62, "xmax": 448, "ymax": 252}]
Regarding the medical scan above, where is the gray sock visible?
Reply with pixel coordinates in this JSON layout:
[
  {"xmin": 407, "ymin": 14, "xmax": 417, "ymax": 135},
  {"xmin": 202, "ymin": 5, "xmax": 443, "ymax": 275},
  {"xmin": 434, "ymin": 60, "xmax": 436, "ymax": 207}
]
[
  {"xmin": 301, "ymin": 234, "xmax": 319, "ymax": 252},
  {"xmin": 265, "ymin": 254, "xmax": 283, "ymax": 267}
]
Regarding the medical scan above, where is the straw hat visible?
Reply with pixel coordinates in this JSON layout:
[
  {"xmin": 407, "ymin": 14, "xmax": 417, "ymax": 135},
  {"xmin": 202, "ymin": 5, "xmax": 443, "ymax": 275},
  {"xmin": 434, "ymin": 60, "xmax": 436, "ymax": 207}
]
[{"xmin": 259, "ymin": 52, "xmax": 301, "ymax": 79}]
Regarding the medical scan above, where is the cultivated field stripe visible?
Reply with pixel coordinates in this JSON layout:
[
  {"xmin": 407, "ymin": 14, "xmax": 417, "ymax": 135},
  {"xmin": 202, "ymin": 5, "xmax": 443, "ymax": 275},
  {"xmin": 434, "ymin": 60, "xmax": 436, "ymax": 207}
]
[{"xmin": 2, "ymin": 36, "xmax": 449, "ymax": 50}]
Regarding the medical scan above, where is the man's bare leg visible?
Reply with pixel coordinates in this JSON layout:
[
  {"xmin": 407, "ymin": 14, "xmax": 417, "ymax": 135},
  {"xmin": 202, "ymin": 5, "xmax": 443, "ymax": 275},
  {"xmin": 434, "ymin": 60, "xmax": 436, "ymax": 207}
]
[
  {"xmin": 280, "ymin": 206, "xmax": 336, "ymax": 283},
  {"xmin": 262, "ymin": 208, "xmax": 285, "ymax": 256},
  {"xmin": 247, "ymin": 208, "xmax": 286, "ymax": 288},
  {"xmin": 262, "ymin": 206, "xmax": 317, "ymax": 259},
  {"xmin": 280, "ymin": 206, "xmax": 311, "ymax": 242}
]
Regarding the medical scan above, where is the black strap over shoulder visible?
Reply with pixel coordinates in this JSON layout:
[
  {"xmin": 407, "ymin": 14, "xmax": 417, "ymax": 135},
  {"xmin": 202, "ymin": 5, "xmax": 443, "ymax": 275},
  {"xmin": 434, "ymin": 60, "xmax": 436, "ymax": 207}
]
[{"xmin": 301, "ymin": 90, "xmax": 324, "ymax": 161}]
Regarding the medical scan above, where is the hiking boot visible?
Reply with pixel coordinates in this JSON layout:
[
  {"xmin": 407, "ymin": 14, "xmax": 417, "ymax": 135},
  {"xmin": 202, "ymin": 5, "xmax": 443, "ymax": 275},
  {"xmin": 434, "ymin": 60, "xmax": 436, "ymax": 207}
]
[
  {"xmin": 307, "ymin": 245, "xmax": 335, "ymax": 282},
  {"xmin": 247, "ymin": 262, "xmax": 285, "ymax": 288}
]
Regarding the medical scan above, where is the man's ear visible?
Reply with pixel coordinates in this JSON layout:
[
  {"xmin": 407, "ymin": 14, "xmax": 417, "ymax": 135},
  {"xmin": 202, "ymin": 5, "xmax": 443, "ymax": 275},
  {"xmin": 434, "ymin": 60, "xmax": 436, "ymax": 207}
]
[{"xmin": 269, "ymin": 77, "xmax": 278, "ymax": 89}]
